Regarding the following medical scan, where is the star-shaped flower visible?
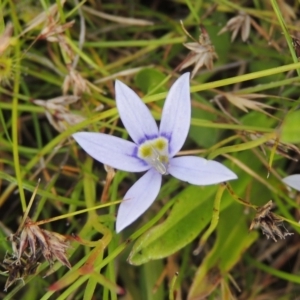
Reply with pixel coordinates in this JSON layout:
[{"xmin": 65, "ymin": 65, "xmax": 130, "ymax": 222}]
[
  {"xmin": 73, "ymin": 73, "xmax": 237, "ymax": 232},
  {"xmin": 282, "ymin": 174, "xmax": 300, "ymax": 191}
]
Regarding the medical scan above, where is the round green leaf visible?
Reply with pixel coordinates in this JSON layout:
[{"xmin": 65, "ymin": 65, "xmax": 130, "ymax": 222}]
[{"xmin": 281, "ymin": 110, "xmax": 300, "ymax": 143}]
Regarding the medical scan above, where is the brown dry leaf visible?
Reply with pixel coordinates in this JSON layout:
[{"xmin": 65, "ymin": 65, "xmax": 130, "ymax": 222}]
[
  {"xmin": 218, "ymin": 11, "xmax": 251, "ymax": 42},
  {"xmin": 33, "ymin": 95, "xmax": 85, "ymax": 132},
  {"xmin": 249, "ymin": 200, "xmax": 293, "ymax": 242},
  {"xmin": 179, "ymin": 21, "xmax": 218, "ymax": 78}
]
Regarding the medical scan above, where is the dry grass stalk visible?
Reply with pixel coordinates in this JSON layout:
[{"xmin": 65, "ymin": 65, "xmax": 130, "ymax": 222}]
[{"xmin": 82, "ymin": 5, "xmax": 154, "ymax": 26}]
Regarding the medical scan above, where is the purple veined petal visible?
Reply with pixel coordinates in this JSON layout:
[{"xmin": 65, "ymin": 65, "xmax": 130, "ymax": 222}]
[
  {"xmin": 116, "ymin": 168, "xmax": 162, "ymax": 233},
  {"xmin": 73, "ymin": 132, "xmax": 150, "ymax": 172},
  {"xmin": 282, "ymin": 174, "xmax": 300, "ymax": 191},
  {"xmin": 168, "ymin": 156, "xmax": 238, "ymax": 185},
  {"xmin": 115, "ymin": 80, "xmax": 159, "ymax": 144},
  {"xmin": 159, "ymin": 73, "xmax": 191, "ymax": 157}
]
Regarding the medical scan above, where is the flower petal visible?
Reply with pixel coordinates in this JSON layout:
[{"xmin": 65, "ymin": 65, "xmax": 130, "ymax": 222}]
[
  {"xmin": 168, "ymin": 156, "xmax": 237, "ymax": 185},
  {"xmin": 73, "ymin": 132, "xmax": 150, "ymax": 172},
  {"xmin": 159, "ymin": 73, "xmax": 191, "ymax": 157},
  {"xmin": 282, "ymin": 174, "xmax": 300, "ymax": 191},
  {"xmin": 116, "ymin": 169, "xmax": 162, "ymax": 232},
  {"xmin": 115, "ymin": 80, "xmax": 158, "ymax": 144}
]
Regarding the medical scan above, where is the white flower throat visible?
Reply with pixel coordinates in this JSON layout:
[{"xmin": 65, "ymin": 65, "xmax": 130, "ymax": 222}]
[{"xmin": 138, "ymin": 137, "xmax": 169, "ymax": 175}]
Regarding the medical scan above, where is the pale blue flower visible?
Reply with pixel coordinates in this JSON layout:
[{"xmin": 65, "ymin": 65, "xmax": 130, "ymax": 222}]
[
  {"xmin": 282, "ymin": 174, "xmax": 300, "ymax": 191},
  {"xmin": 73, "ymin": 73, "xmax": 237, "ymax": 232}
]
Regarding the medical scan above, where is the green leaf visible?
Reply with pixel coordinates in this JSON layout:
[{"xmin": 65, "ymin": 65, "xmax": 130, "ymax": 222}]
[
  {"xmin": 187, "ymin": 203, "xmax": 258, "ymax": 299},
  {"xmin": 281, "ymin": 110, "xmax": 300, "ymax": 143},
  {"xmin": 241, "ymin": 110, "xmax": 277, "ymax": 128},
  {"xmin": 135, "ymin": 68, "xmax": 167, "ymax": 94},
  {"xmin": 128, "ymin": 185, "xmax": 218, "ymax": 265},
  {"xmin": 128, "ymin": 171, "xmax": 251, "ymax": 266}
]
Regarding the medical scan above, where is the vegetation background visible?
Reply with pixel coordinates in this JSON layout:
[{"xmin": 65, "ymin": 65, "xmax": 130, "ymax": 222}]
[{"xmin": 1, "ymin": 0, "xmax": 300, "ymax": 299}]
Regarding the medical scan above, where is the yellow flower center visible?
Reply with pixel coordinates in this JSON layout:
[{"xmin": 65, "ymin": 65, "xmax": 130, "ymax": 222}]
[{"xmin": 138, "ymin": 137, "xmax": 169, "ymax": 174}]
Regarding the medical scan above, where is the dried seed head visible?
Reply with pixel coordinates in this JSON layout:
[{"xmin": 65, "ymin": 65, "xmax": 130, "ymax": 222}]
[
  {"xmin": 40, "ymin": 230, "xmax": 71, "ymax": 269},
  {"xmin": 218, "ymin": 11, "xmax": 251, "ymax": 42},
  {"xmin": 8, "ymin": 216, "xmax": 72, "ymax": 274},
  {"xmin": 37, "ymin": 16, "xmax": 75, "ymax": 62},
  {"xmin": 33, "ymin": 95, "xmax": 85, "ymax": 132},
  {"xmin": 1, "ymin": 251, "xmax": 41, "ymax": 291},
  {"xmin": 250, "ymin": 200, "xmax": 293, "ymax": 242},
  {"xmin": 213, "ymin": 92, "xmax": 279, "ymax": 121},
  {"xmin": 63, "ymin": 67, "xmax": 90, "ymax": 96},
  {"xmin": 179, "ymin": 22, "xmax": 218, "ymax": 78},
  {"xmin": 23, "ymin": 218, "xmax": 71, "ymax": 269},
  {"xmin": 2, "ymin": 180, "xmax": 73, "ymax": 290},
  {"xmin": 22, "ymin": 0, "xmax": 67, "ymax": 35},
  {"xmin": 39, "ymin": 19, "xmax": 75, "ymax": 42}
]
